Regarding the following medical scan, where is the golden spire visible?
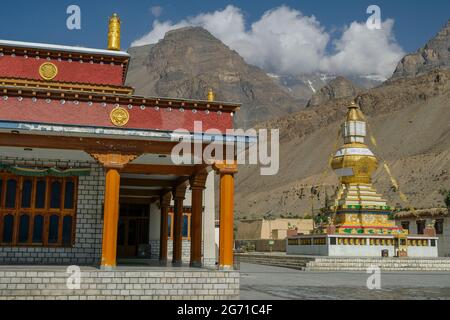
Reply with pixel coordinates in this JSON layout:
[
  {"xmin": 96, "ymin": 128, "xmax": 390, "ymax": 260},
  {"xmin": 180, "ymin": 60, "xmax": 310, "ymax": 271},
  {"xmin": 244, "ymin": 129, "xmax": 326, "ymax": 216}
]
[
  {"xmin": 207, "ymin": 88, "xmax": 215, "ymax": 102},
  {"xmin": 108, "ymin": 13, "xmax": 121, "ymax": 51},
  {"xmin": 346, "ymin": 100, "xmax": 365, "ymax": 122}
]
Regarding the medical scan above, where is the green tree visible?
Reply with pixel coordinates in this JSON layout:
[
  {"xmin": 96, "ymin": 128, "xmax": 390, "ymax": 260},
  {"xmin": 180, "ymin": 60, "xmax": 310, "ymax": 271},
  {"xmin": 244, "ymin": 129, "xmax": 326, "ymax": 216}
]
[{"xmin": 439, "ymin": 189, "xmax": 450, "ymax": 208}]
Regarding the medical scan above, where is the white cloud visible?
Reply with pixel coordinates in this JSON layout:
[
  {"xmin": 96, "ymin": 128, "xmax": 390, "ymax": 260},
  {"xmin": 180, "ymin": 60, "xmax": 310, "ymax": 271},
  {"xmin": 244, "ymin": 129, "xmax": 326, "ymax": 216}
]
[
  {"xmin": 320, "ymin": 19, "xmax": 405, "ymax": 78},
  {"xmin": 132, "ymin": 5, "xmax": 405, "ymax": 78},
  {"xmin": 150, "ymin": 6, "xmax": 163, "ymax": 18}
]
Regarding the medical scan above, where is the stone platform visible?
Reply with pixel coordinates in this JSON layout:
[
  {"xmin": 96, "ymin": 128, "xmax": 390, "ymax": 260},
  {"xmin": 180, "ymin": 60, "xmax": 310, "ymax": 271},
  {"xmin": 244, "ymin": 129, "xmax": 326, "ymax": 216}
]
[
  {"xmin": 235, "ymin": 253, "xmax": 450, "ymax": 272},
  {"xmin": 0, "ymin": 265, "xmax": 239, "ymax": 300}
]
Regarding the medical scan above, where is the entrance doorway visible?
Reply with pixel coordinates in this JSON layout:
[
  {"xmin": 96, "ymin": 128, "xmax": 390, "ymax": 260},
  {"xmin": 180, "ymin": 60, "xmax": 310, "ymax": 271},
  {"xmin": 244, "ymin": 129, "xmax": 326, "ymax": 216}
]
[{"xmin": 117, "ymin": 203, "xmax": 150, "ymax": 258}]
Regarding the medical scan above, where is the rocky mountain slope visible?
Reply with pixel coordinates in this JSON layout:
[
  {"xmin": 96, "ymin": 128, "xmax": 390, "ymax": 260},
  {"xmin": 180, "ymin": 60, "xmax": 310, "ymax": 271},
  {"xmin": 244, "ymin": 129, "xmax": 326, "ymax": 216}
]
[
  {"xmin": 270, "ymin": 73, "xmax": 383, "ymax": 102},
  {"xmin": 124, "ymin": 20, "xmax": 450, "ymax": 220},
  {"xmin": 236, "ymin": 70, "xmax": 450, "ymax": 219},
  {"xmin": 126, "ymin": 27, "xmax": 304, "ymax": 128},
  {"xmin": 306, "ymin": 76, "xmax": 362, "ymax": 107},
  {"xmin": 391, "ymin": 20, "xmax": 450, "ymax": 79},
  {"xmin": 235, "ymin": 20, "xmax": 450, "ymax": 219}
]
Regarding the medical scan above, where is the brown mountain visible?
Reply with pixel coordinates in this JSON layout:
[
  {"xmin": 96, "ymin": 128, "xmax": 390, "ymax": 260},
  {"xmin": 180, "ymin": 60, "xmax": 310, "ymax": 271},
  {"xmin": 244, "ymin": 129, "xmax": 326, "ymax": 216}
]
[
  {"xmin": 235, "ymin": 20, "xmax": 450, "ymax": 219},
  {"xmin": 306, "ymin": 76, "xmax": 362, "ymax": 107},
  {"xmin": 126, "ymin": 27, "xmax": 304, "ymax": 128},
  {"xmin": 391, "ymin": 20, "xmax": 450, "ymax": 80},
  {"xmin": 236, "ymin": 70, "xmax": 450, "ymax": 219}
]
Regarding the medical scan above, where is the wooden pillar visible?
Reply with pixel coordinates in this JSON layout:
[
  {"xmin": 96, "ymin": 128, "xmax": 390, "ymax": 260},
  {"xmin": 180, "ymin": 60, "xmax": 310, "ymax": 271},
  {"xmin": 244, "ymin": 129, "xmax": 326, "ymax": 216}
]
[
  {"xmin": 101, "ymin": 168, "xmax": 121, "ymax": 268},
  {"xmin": 213, "ymin": 162, "xmax": 238, "ymax": 270},
  {"xmin": 189, "ymin": 173, "xmax": 208, "ymax": 267},
  {"xmin": 159, "ymin": 192, "xmax": 172, "ymax": 264},
  {"xmin": 91, "ymin": 153, "xmax": 137, "ymax": 269},
  {"xmin": 172, "ymin": 184, "xmax": 187, "ymax": 266}
]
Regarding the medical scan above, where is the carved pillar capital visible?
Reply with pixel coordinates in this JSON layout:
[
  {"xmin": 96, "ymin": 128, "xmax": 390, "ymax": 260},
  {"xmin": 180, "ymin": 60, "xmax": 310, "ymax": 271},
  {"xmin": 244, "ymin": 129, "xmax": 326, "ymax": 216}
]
[
  {"xmin": 213, "ymin": 161, "xmax": 238, "ymax": 175},
  {"xmin": 190, "ymin": 172, "xmax": 208, "ymax": 190},
  {"xmin": 172, "ymin": 183, "xmax": 187, "ymax": 200},
  {"xmin": 91, "ymin": 153, "xmax": 138, "ymax": 169},
  {"xmin": 160, "ymin": 191, "xmax": 172, "ymax": 208}
]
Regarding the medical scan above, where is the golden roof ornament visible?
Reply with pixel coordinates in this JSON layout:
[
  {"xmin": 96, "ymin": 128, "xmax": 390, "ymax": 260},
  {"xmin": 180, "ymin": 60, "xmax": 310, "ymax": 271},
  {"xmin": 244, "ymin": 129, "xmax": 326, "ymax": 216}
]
[
  {"xmin": 346, "ymin": 100, "xmax": 365, "ymax": 121},
  {"xmin": 110, "ymin": 107, "xmax": 129, "ymax": 127},
  {"xmin": 207, "ymin": 88, "xmax": 215, "ymax": 102},
  {"xmin": 39, "ymin": 62, "xmax": 58, "ymax": 80},
  {"xmin": 108, "ymin": 13, "xmax": 121, "ymax": 51}
]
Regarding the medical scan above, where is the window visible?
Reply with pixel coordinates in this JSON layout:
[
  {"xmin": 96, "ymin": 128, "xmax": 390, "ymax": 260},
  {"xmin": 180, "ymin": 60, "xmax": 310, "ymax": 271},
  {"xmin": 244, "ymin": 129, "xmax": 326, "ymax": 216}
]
[
  {"xmin": 435, "ymin": 219, "xmax": 444, "ymax": 235},
  {"xmin": 182, "ymin": 215, "xmax": 189, "ymax": 238},
  {"xmin": 167, "ymin": 210, "xmax": 191, "ymax": 240},
  {"xmin": 401, "ymin": 221, "xmax": 410, "ymax": 232},
  {"xmin": 417, "ymin": 220, "xmax": 426, "ymax": 235},
  {"xmin": 0, "ymin": 174, "xmax": 78, "ymax": 247}
]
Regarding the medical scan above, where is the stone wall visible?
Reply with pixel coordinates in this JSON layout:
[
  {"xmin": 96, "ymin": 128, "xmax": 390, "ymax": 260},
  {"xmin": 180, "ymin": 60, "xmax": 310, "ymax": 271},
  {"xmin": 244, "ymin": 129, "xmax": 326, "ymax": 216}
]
[
  {"xmin": 0, "ymin": 157, "xmax": 104, "ymax": 265},
  {"xmin": 149, "ymin": 240, "xmax": 191, "ymax": 261},
  {"xmin": 0, "ymin": 267, "xmax": 239, "ymax": 300}
]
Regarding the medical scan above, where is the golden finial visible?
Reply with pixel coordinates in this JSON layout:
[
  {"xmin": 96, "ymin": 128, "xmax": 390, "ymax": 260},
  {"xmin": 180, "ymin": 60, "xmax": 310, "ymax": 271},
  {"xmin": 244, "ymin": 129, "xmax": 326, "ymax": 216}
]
[
  {"xmin": 207, "ymin": 88, "xmax": 215, "ymax": 102},
  {"xmin": 108, "ymin": 13, "xmax": 121, "ymax": 51},
  {"xmin": 346, "ymin": 100, "xmax": 364, "ymax": 121}
]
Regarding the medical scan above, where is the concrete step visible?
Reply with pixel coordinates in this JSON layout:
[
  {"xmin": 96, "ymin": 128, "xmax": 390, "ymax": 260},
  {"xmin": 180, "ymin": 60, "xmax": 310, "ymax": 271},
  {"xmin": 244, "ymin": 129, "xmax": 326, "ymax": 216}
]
[
  {"xmin": 306, "ymin": 267, "xmax": 450, "ymax": 271},
  {"xmin": 235, "ymin": 254, "xmax": 450, "ymax": 272},
  {"xmin": 238, "ymin": 259, "xmax": 309, "ymax": 266}
]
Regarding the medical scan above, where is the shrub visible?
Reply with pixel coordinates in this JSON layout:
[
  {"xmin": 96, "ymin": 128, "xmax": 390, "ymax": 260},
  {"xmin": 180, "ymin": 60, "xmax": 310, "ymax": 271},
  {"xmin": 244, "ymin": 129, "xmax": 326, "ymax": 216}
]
[{"xmin": 439, "ymin": 189, "xmax": 450, "ymax": 208}]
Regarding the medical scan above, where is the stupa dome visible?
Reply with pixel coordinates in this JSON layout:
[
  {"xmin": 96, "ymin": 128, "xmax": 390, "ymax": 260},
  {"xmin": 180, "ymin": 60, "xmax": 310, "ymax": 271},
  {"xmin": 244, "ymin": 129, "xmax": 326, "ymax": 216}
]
[{"xmin": 331, "ymin": 101, "xmax": 378, "ymax": 184}]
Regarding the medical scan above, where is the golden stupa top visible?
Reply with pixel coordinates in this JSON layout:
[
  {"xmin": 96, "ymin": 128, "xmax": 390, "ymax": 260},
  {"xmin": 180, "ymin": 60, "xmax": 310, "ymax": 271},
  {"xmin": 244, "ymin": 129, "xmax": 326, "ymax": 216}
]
[{"xmin": 346, "ymin": 101, "xmax": 365, "ymax": 122}]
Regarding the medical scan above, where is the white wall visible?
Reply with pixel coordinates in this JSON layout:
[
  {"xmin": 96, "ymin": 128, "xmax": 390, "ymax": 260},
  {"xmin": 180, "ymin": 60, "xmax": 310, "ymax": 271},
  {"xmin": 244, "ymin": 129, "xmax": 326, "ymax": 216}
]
[
  {"xmin": 396, "ymin": 217, "xmax": 450, "ymax": 257},
  {"xmin": 149, "ymin": 202, "xmax": 160, "ymax": 241},
  {"xmin": 203, "ymin": 171, "xmax": 217, "ymax": 267},
  {"xmin": 287, "ymin": 236, "xmax": 439, "ymax": 257}
]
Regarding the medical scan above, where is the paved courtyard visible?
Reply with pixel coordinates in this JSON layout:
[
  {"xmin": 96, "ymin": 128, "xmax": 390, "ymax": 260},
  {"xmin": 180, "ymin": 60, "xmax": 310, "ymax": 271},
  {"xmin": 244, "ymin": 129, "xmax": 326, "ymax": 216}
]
[{"xmin": 240, "ymin": 263, "xmax": 450, "ymax": 300}]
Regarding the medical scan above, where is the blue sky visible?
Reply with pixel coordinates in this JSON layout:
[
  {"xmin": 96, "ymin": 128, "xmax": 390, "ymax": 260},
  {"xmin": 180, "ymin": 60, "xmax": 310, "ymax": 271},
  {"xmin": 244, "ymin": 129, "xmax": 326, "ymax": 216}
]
[
  {"xmin": 0, "ymin": 0, "xmax": 447, "ymax": 51},
  {"xmin": 0, "ymin": 1, "xmax": 448, "ymax": 77}
]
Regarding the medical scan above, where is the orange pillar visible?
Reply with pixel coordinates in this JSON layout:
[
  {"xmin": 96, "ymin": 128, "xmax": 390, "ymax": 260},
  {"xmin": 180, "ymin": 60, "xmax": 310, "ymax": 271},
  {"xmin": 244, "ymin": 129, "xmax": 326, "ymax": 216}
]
[
  {"xmin": 190, "ymin": 173, "xmax": 207, "ymax": 267},
  {"xmin": 101, "ymin": 168, "xmax": 121, "ymax": 268},
  {"xmin": 172, "ymin": 185, "xmax": 186, "ymax": 266},
  {"xmin": 213, "ymin": 162, "xmax": 238, "ymax": 269},
  {"xmin": 90, "ymin": 153, "xmax": 137, "ymax": 269},
  {"xmin": 159, "ymin": 192, "xmax": 172, "ymax": 264}
]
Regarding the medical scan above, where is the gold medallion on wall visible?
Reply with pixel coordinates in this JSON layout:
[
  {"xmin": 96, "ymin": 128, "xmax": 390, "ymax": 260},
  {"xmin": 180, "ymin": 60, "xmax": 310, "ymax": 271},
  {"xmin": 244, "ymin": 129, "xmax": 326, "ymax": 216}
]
[
  {"xmin": 39, "ymin": 62, "xmax": 58, "ymax": 80},
  {"xmin": 110, "ymin": 107, "xmax": 129, "ymax": 127}
]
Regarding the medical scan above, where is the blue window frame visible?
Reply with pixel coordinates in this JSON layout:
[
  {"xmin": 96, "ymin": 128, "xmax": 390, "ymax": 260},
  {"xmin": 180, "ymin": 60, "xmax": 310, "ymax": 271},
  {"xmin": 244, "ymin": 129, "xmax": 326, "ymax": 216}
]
[
  {"xmin": 182, "ymin": 215, "xmax": 189, "ymax": 238},
  {"xmin": 168, "ymin": 211, "xmax": 191, "ymax": 240}
]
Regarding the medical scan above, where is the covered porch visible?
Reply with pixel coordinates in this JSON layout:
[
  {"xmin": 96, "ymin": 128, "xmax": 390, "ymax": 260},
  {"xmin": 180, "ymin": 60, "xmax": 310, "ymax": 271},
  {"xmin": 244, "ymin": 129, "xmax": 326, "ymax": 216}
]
[{"xmin": 0, "ymin": 123, "xmax": 240, "ymax": 271}]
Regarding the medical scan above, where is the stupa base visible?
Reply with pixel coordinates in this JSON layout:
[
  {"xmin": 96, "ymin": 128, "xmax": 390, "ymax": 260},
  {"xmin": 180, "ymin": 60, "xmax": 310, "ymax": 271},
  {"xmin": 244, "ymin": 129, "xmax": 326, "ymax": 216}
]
[{"xmin": 287, "ymin": 234, "xmax": 438, "ymax": 257}]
